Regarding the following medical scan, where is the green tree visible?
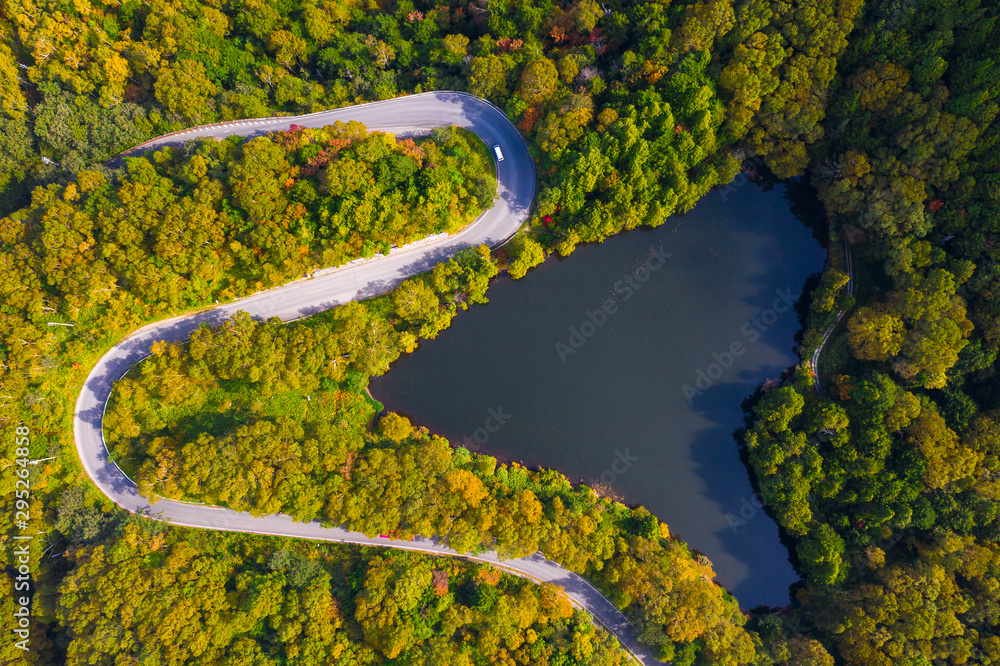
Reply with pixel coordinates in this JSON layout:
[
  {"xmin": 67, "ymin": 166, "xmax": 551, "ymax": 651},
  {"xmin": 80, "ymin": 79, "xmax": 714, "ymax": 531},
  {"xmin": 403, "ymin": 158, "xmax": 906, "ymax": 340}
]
[
  {"xmin": 796, "ymin": 523, "xmax": 845, "ymax": 587},
  {"xmin": 507, "ymin": 236, "xmax": 545, "ymax": 279},
  {"xmin": 229, "ymin": 136, "xmax": 291, "ymax": 221},
  {"xmin": 467, "ymin": 55, "xmax": 509, "ymax": 100},
  {"xmin": 519, "ymin": 58, "xmax": 559, "ymax": 106},
  {"xmin": 154, "ymin": 59, "xmax": 218, "ymax": 124}
]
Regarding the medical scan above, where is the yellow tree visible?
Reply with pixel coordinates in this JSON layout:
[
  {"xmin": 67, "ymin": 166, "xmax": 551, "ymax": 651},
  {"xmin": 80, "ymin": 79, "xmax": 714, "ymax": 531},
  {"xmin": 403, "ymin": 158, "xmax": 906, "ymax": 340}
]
[
  {"xmin": 0, "ymin": 43, "xmax": 28, "ymax": 120},
  {"xmin": 906, "ymin": 398, "xmax": 981, "ymax": 490},
  {"xmin": 847, "ymin": 305, "xmax": 906, "ymax": 361},
  {"xmin": 155, "ymin": 59, "xmax": 218, "ymax": 124},
  {"xmin": 519, "ymin": 58, "xmax": 558, "ymax": 106}
]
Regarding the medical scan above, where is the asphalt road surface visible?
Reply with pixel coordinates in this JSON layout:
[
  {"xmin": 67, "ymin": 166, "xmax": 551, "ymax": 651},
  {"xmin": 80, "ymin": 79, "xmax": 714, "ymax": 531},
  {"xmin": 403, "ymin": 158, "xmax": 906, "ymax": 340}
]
[{"xmin": 76, "ymin": 92, "xmax": 663, "ymax": 664}]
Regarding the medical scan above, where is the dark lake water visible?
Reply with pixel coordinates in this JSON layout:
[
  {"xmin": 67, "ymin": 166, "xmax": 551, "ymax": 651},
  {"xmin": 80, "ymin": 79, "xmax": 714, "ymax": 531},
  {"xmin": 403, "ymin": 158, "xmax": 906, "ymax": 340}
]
[{"xmin": 369, "ymin": 180, "xmax": 827, "ymax": 608}]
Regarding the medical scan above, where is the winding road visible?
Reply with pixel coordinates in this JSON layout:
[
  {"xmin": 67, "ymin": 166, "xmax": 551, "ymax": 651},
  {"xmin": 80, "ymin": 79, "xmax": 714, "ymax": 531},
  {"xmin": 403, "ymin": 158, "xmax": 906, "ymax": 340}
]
[{"xmin": 75, "ymin": 92, "xmax": 662, "ymax": 664}]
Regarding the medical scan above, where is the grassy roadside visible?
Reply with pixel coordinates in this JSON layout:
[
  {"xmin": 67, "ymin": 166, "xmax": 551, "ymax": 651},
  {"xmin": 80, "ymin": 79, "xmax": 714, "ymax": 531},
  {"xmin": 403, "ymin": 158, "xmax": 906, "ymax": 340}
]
[{"xmin": 455, "ymin": 126, "xmax": 497, "ymax": 181}]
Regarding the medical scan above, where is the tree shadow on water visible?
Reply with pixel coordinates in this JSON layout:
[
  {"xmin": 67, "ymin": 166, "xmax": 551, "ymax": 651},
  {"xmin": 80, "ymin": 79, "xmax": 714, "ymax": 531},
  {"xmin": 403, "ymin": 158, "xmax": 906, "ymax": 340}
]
[{"xmin": 685, "ymin": 364, "xmax": 802, "ymax": 608}]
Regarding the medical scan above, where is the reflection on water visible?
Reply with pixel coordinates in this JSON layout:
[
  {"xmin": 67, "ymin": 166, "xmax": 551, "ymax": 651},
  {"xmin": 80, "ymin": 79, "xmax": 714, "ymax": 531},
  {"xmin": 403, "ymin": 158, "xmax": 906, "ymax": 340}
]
[{"xmin": 369, "ymin": 181, "xmax": 826, "ymax": 608}]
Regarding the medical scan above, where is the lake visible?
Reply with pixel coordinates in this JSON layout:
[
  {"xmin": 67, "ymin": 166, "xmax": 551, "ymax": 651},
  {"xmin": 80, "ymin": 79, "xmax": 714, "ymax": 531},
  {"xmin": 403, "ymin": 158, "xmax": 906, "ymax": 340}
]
[{"xmin": 369, "ymin": 179, "xmax": 827, "ymax": 608}]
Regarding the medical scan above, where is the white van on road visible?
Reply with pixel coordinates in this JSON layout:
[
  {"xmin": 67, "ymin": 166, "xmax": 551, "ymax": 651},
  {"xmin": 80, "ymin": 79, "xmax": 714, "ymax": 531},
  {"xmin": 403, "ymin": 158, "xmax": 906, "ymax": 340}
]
[{"xmin": 493, "ymin": 144, "xmax": 504, "ymax": 162}]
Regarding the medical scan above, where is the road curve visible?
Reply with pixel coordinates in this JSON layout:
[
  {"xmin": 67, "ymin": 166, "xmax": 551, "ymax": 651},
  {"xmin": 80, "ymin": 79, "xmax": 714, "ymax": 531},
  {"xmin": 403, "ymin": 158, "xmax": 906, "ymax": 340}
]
[{"xmin": 75, "ymin": 92, "xmax": 663, "ymax": 664}]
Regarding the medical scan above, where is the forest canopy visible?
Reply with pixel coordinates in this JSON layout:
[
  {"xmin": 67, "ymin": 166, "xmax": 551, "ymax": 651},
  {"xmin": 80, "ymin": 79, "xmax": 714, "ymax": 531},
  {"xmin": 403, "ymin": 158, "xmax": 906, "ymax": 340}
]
[
  {"xmin": 3, "ymin": 0, "xmax": 1000, "ymax": 663},
  {"xmin": 56, "ymin": 524, "xmax": 630, "ymax": 665}
]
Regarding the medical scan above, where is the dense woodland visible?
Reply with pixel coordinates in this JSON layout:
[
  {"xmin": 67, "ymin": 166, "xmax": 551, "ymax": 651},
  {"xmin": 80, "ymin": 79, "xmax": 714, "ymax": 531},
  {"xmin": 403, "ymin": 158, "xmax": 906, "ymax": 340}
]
[
  {"xmin": 104, "ymin": 297, "xmax": 761, "ymax": 663},
  {"xmin": 739, "ymin": 1, "xmax": 1000, "ymax": 664},
  {"xmin": 3, "ymin": 0, "xmax": 1000, "ymax": 663},
  {"xmin": 54, "ymin": 523, "xmax": 632, "ymax": 664}
]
